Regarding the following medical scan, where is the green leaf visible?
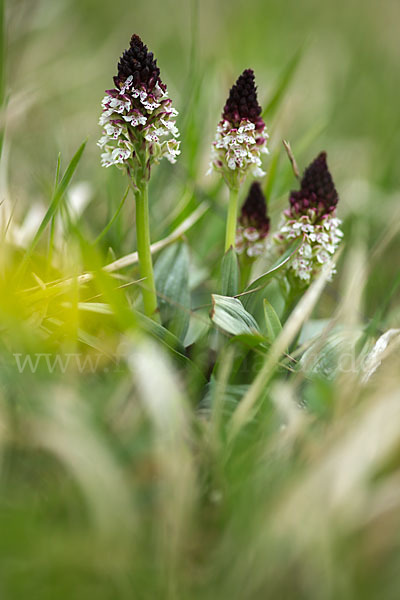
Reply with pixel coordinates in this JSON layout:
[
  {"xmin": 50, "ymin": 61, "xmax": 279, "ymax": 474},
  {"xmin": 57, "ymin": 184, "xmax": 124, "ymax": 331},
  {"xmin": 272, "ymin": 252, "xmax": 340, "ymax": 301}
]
[
  {"xmin": 154, "ymin": 242, "xmax": 191, "ymax": 341},
  {"xmin": 221, "ymin": 247, "xmax": 239, "ymax": 296},
  {"xmin": 137, "ymin": 311, "xmax": 207, "ymax": 385},
  {"xmin": 183, "ymin": 315, "xmax": 210, "ymax": 347},
  {"xmin": 211, "ymin": 294, "xmax": 260, "ymax": 337},
  {"xmin": 136, "ymin": 311, "xmax": 186, "ymax": 356},
  {"xmin": 93, "ymin": 186, "xmax": 130, "ymax": 245},
  {"xmin": 201, "ymin": 379, "xmax": 249, "ymax": 413},
  {"xmin": 16, "ymin": 141, "xmax": 87, "ymax": 282},
  {"xmin": 241, "ymin": 237, "xmax": 303, "ymax": 311},
  {"xmin": 211, "ymin": 332, "xmax": 269, "ymax": 388},
  {"xmin": 263, "ymin": 299, "xmax": 283, "ymax": 342},
  {"xmin": 228, "ymin": 332, "xmax": 267, "ymax": 349},
  {"xmin": 299, "ymin": 330, "xmax": 357, "ymax": 380}
]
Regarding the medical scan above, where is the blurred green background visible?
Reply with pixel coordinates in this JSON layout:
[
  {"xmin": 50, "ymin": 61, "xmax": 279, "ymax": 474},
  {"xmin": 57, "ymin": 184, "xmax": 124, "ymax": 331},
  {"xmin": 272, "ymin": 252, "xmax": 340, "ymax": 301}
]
[{"xmin": 5, "ymin": 0, "xmax": 400, "ymax": 314}]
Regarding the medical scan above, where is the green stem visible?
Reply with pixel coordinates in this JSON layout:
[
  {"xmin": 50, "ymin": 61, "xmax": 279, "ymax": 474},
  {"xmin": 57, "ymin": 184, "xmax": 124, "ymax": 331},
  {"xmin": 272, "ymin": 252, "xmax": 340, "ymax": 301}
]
[
  {"xmin": 224, "ymin": 186, "xmax": 239, "ymax": 252},
  {"xmin": 135, "ymin": 182, "xmax": 159, "ymax": 321}
]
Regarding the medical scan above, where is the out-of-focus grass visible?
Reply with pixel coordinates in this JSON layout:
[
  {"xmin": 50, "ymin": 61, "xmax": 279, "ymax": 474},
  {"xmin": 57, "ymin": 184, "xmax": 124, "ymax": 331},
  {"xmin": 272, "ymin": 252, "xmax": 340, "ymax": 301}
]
[{"xmin": 0, "ymin": 0, "xmax": 400, "ymax": 598}]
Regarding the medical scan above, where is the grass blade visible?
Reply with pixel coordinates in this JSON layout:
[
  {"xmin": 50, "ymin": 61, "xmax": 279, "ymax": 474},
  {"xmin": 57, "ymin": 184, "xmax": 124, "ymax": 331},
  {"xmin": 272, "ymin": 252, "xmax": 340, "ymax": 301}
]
[
  {"xmin": 93, "ymin": 185, "xmax": 130, "ymax": 245},
  {"xmin": 26, "ymin": 141, "xmax": 87, "ymax": 259}
]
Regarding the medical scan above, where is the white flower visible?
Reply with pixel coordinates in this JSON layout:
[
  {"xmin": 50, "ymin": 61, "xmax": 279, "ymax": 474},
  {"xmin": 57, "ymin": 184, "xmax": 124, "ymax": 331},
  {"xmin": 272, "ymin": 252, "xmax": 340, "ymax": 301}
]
[
  {"xmin": 243, "ymin": 228, "xmax": 260, "ymax": 242},
  {"xmin": 247, "ymin": 242, "xmax": 266, "ymax": 257},
  {"xmin": 208, "ymin": 118, "xmax": 268, "ymax": 185},
  {"xmin": 98, "ymin": 82, "xmax": 180, "ymax": 173},
  {"xmin": 274, "ymin": 211, "xmax": 343, "ymax": 283},
  {"xmin": 236, "ymin": 225, "xmax": 268, "ymax": 258},
  {"xmin": 164, "ymin": 139, "xmax": 181, "ymax": 163}
]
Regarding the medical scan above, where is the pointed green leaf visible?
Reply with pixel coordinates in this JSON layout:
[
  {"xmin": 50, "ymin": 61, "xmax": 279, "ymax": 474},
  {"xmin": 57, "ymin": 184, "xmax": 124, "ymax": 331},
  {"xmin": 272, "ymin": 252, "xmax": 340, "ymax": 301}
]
[
  {"xmin": 211, "ymin": 294, "xmax": 260, "ymax": 337},
  {"xmin": 16, "ymin": 142, "xmax": 87, "ymax": 281},
  {"xmin": 136, "ymin": 311, "xmax": 206, "ymax": 385},
  {"xmin": 136, "ymin": 311, "xmax": 186, "ymax": 355},
  {"xmin": 154, "ymin": 242, "xmax": 191, "ymax": 341},
  {"xmin": 241, "ymin": 237, "xmax": 303, "ymax": 311},
  {"xmin": 221, "ymin": 247, "xmax": 239, "ymax": 296},
  {"xmin": 29, "ymin": 141, "xmax": 87, "ymax": 255},
  {"xmin": 263, "ymin": 298, "xmax": 283, "ymax": 342}
]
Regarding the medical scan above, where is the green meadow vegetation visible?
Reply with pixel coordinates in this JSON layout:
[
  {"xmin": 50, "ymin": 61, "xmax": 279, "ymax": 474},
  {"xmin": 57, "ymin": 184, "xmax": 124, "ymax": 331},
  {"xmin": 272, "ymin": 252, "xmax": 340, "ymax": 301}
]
[{"xmin": 1, "ymin": 0, "xmax": 400, "ymax": 598}]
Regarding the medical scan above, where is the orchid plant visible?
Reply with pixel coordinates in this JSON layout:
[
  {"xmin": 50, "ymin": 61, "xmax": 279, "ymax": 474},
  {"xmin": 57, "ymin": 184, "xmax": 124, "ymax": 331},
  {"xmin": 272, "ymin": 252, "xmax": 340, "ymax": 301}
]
[
  {"xmin": 98, "ymin": 34, "xmax": 180, "ymax": 320},
  {"xmin": 208, "ymin": 69, "xmax": 269, "ymax": 252},
  {"xmin": 98, "ymin": 33, "xmax": 343, "ymax": 344}
]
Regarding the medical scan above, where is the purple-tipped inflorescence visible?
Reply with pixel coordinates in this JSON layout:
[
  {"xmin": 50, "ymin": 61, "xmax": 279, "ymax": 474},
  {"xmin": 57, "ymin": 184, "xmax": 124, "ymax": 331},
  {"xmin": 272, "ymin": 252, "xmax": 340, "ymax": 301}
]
[
  {"xmin": 222, "ymin": 70, "xmax": 264, "ymax": 131},
  {"xmin": 236, "ymin": 182, "xmax": 270, "ymax": 257},
  {"xmin": 275, "ymin": 152, "xmax": 343, "ymax": 284},
  {"xmin": 98, "ymin": 34, "xmax": 180, "ymax": 179},
  {"xmin": 113, "ymin": 34, "xmax": 164, "ymax": 93},
  {"xmin": 288, "ymin": 152, "xmax": 338, "ymax": 219},
  {"xmin": 208, "ymin": 69, "xmax": 268, "ymax": 188}
]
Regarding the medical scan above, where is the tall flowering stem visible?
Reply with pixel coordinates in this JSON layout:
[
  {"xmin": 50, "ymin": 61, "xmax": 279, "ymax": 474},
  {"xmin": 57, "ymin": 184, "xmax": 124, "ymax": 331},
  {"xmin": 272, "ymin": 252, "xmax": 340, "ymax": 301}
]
[
  {"xmin": 209, "ymin": 69, "xmax": 268, "ymax": 251},
  {"xmin": 274, "ymin": 152, "xmax": 343, "ymax": 287},
  {"xmin": 98, "ymin": 34, "xmax": 181, "ymax": 320},
  {"xmin": 225, "ymin": 187, "xmax": 240, "ymax": 252},
  {"xmin": 134, "ymin": 181, "xmax": 158, "ymax": 319}
]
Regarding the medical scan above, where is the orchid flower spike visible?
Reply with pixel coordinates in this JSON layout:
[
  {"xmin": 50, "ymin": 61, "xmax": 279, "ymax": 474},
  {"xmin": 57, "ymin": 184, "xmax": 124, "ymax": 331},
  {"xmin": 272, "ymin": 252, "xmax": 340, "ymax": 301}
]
[
  {"xmin": 275, "ymin": 152, "xmax": 343, "ymax": 284},
  {"xmin": 98, "ymin": 34, "xmax": 180, "ymax": 185},
  {"xmin": 208, "ymin": 69, "xmax": 269, "ymax": 189}
]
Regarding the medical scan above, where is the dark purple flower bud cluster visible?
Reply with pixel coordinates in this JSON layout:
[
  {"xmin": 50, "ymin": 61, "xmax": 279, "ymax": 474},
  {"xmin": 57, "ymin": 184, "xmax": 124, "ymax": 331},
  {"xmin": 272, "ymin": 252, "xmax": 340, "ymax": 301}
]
[
  {"xmin": 98, "ymin": 34, "xmax": 180, "ymax": 172},
  {"xmin": 236, "ymin": 182, "xmax": 270, "ymax": 257},
  {"xmin": 223, "ymin": 69, "xmax": 264, "ymax": 130},
  {"xmin": 239, "ymin": 182, "xmax": 270, "ymax": 236},
  {"xmin": 288, "ymin": 152, "xmax": 339, "ymax": 219},
  {"xmin": 114, "ymin": 34, "xmax": 165, "ymax": 93}
]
